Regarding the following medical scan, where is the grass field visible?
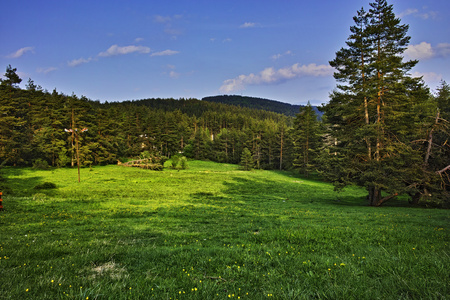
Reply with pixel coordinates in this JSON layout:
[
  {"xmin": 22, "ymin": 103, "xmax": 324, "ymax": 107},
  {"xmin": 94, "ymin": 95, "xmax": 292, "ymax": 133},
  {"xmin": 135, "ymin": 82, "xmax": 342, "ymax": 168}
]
[{"xmin": 0, "ymin": 161, "xmax": 449, "ymax": 299}]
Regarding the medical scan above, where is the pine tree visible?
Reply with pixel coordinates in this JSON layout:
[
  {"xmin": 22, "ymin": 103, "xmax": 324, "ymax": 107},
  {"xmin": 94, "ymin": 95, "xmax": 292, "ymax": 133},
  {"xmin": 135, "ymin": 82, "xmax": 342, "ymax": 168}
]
[
  {"xmin": 291, "ymin": 103, "xmax": 322, "ymax": 176},
  {"xmin": 240, "ymin": 148, "xmax": 254, "ymax": 171},
  {"xmin": 0, "ymin": 66, "xmax": 31, "ymax": 165},
  {"xmin": 412, "ymin": 81, "xmax": 450, "ymax": 206},
  {"xmin": 0, "ymin": 65, "xmax": 22, "ymax": 87},
  {"xmin": 322, "ymin": 0, "xmax": 430, "ymax": 206}
]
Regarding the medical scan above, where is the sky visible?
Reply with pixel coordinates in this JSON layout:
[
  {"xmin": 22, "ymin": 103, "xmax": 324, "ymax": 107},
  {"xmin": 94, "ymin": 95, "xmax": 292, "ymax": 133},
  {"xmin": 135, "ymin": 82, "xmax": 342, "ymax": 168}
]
[{"xmin": 1, "ymin": 0, "xmax": 449, "ymax": 106}]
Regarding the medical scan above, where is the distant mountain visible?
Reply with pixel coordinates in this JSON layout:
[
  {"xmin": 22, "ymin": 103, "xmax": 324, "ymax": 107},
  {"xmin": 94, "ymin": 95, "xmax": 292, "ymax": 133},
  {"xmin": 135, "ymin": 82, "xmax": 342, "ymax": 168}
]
[{"xmin": 201, "ymin": 95, "xmax": 323, "ymax": 118}]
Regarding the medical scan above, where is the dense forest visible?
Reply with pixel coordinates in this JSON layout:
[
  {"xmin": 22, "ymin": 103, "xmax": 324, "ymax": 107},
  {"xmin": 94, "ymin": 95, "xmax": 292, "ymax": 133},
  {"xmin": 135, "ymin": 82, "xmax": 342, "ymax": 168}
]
[
  {"xmin": 1, "ymin": 0, "xmax": 449, "ymax": 207},
  {"xmin": 0, "ymin": 67, "xmax": 297, "ymax": 171}
]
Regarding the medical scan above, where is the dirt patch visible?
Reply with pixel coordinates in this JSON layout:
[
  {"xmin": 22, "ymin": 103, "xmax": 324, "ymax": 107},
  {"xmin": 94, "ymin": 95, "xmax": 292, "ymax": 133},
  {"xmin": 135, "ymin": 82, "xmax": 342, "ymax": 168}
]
[{"xmin": 91, "ymin": 262, "xmax": 127, "ymax": 280}]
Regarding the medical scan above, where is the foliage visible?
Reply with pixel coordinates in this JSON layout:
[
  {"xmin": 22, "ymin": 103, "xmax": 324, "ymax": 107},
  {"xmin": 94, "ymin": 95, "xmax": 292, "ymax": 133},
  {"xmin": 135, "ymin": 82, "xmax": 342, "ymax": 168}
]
[
  {"xmin": 180, "ymin": 156, "xmax": 189, "ymax": 169},
  {"xmin": 0, "ymin": 65, "xmax": 22, "ymax": 87},
  {"xmin": 240, "ymin": 147, "xmax": 254, "ymax": 171},
  {"xmin": 170, "ymin": 154, "xmax": 188, "ymax": 170},
  {"xmin": 202, "ymin": 95, "xmax": 323, "ymax": 118},
  {"xmin": 33, "ymin": 181, "xmax": 57, "ymax": 189},
  {"xmin": 321, "ymin": 0, "xmax": 439, "ymax": 206},
  {"xmin": 0, "ymin": 66, "xmax": 293, "ymax": 173},
  {"xmin": 32, "ymin": 158, "xmax": 50, "ymax": 170},
  {"xmin": 172, "ymin": 154, "xmax": 189, "ymax": 170},
  {"xmin": 0, "ymin": 163, "xmax": 448, "ymax": 299},
  {"xmin": 291, "ymin": 102, "xmax": 322, "ymax": 176}
]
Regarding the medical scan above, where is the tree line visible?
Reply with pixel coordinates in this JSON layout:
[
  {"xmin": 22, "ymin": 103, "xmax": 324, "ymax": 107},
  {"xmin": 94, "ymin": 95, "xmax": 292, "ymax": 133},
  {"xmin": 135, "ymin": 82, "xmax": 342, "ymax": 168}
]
[{"xmin": 0, "ymin": 68, "xmax": 301, "ymax": 171}]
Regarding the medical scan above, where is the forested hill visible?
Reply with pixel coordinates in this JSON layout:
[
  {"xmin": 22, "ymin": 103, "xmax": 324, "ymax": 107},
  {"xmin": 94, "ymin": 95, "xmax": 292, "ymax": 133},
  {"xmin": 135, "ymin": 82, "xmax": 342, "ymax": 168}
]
[{"xmin": 202, "ymin": 95, "xmax": 323, "ymax": 118}]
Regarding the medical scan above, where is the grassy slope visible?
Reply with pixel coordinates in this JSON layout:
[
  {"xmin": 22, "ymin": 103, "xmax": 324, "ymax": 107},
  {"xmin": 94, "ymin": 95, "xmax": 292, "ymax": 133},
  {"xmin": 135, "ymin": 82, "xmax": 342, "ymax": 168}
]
[{"xmin": 0, "ymin": 161, "xmax": 448, "ymax": 299}]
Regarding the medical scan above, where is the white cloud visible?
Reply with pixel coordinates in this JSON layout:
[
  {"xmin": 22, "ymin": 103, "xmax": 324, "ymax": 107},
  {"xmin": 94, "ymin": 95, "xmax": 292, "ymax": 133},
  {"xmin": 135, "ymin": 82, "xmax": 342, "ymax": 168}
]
[
  {"xmin": 220, "ymin": 63, "xmax": 334, "ymax": 93},
  {"xmin": 272, "ymin": 54, "xmax": 282, "ymax": 60},
  {"xmin": 405, "ymin": 42, "xmax": 434, "ymax": 60},
  {"xmin": 436, "ymin": 43, "xmax": 450, "ymax": 57},
  {"xmin": 271, "ymin": 50, "xmax": 292, "ymax": 60},
  {"xmin": 98, "ymin": 45, "xmax": 151, "ymax": 57},
  {"xmin": 151, "ymin": 50, "xmax": 179, "ymax": 57},
  {"xmin": 240, "ymin": 22, "xmax": 256, "ymax": 28},
  {"xmin": 405, "ymin": 42, "xmax": 450, "ymax": 60},
  {"xmin": 169, "ymin": 71, "xmax": 180, "ymax": 78},
  {"xmin": 399, "ymin": 8, "xmax": 418, "ymax": 18},
  {"xmin": 222, "ymin": 38, "xmax": 232, "ymax": 43},
  {"xmin": 412, "ymin": 71, "xmax": 442, "ymax": 82},
  {"xmin": 165, "ymin": 28, "xmax": 183, "ymax": 36},
  {"xmin": 67, "ymin": 57, "xmax": 92, "ymax": 67},
  {"xmin": 8, "ymin": 47, "xmax": 34, "ymax": 58},
  {"xmin": 135, "ymin": 37, "xmax": 144, "ymax": 42},
  {"xmin": 154, "ymin": 15, "xmax": 171, "ymax": 23},
  {"xmin": 399, "ymin": 7, "xmax": 438, "ymax": 19},
  {"xmin": 154, "ymin": 15, "xmax": 183, "ymax": 38},
  {"xmin": 37, "ymin": 67, "xmax": 57, "ymax": 74}
]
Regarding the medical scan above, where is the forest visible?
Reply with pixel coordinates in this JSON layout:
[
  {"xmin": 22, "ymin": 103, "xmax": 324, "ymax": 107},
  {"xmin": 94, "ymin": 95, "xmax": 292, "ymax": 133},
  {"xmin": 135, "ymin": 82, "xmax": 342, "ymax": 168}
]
[
  {"xmin": 0, "ymin": 72, "xmax": 296, "ymax": 170},
  {"xmin": 0, "ymin": 0, "xmax": 449, "ymax": 207}
]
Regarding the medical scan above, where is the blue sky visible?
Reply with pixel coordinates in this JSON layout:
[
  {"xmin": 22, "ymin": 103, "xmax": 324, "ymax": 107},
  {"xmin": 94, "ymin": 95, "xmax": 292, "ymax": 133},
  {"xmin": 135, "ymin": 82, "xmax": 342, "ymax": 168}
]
[{"xmin": 1, "ymin": 0, "xmax": 449, "ymax": 105}]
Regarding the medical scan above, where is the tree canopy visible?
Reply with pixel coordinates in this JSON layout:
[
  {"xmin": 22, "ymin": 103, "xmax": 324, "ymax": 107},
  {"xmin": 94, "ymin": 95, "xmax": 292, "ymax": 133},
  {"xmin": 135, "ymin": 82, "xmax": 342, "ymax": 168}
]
[{"xmin": 320, "ymin": 0, "xmax": 449, "ymax": 206}]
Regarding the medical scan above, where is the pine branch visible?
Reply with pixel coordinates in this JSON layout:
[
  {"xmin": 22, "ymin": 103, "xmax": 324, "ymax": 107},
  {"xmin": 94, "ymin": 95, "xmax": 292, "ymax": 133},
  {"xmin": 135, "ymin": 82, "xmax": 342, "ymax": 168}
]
[{"xmin": 436, "ymin": 165, "xmax": 450, "ymax": 174}]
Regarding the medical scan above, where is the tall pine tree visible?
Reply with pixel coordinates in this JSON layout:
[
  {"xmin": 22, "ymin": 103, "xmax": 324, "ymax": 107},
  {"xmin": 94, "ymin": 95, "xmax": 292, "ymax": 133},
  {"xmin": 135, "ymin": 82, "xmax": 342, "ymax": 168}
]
[
  {"xmin": 291, "ymin": 103, "xmax": 322, "ymax": 176},
  {"xmin": 322, "ymin": 0, "xmax": 430, "ymax": 206}
]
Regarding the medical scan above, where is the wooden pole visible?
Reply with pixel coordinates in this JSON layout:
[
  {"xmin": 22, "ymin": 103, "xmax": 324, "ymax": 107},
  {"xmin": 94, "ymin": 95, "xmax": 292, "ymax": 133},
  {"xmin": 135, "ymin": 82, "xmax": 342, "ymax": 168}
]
[{"xmin": 76, "ymin": 131, "xmax": 80, "ymax": 183}]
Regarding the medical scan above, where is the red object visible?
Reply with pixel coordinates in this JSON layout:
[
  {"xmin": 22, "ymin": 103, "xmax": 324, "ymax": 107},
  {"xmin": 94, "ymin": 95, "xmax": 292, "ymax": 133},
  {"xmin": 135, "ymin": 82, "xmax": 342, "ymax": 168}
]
[{"xmin": 0, "ymin": 191, "xmax": 3, "ymax": 211}]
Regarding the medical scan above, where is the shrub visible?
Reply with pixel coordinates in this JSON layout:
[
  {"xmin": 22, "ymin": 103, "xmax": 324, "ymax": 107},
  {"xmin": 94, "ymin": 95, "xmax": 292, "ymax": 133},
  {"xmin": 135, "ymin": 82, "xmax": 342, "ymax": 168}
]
[
  {"xmin": 0, "ymin": 183, "xmax": 12, "ymax": 195},
  {"xmin": 180, "ymin": 156, "xmax": 188, "ymax": 169},
  {"xmin": 170, "ymin": 154, "xmax": 181, "ymax": 169},
  {"xmin": 34, "ymin": 182, "xmax": 57, "ymax": 190},
  {"xmin": 56, "ymin": 150, "xmax": 71, "ymax": 168},
  {"xmin": 32, "ymin": 158, "xmax": 49, "ymax": 170}
]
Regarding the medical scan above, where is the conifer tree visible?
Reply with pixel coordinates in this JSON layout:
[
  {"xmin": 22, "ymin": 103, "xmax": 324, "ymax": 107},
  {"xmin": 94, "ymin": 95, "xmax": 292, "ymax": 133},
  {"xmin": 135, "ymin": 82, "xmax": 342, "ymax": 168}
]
[
  {"xmin": 0, "ymin": 65, "xmax": 22, "ymax": 87},
  {"xmin": 322, "ymin": 0, "xmax": 431, "ymax": 206},
  {"xmin": 240, "ymin": 147, "xmax": 254, "ymax": 171},
  {"xmin": 292, "ymin": 103, "xmax": 322, "ymax": 176},
  {"xmin": 0, "ymin": 66, "xmax": 31, "ymax": 165}
]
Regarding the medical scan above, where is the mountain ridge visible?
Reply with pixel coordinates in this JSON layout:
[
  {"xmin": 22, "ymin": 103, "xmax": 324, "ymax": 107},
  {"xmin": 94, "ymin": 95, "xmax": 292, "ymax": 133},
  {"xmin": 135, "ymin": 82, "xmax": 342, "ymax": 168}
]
[{"xmin": 201, "ymin": 95, "xmax": 323, "ymax": 117}]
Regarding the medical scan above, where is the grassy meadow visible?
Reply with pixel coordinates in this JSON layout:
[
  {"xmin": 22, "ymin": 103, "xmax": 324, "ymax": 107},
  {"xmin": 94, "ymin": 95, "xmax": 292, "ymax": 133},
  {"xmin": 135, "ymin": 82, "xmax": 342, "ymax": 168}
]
[{"xmin": 0, "ymin": 161, "xmax": 449, "ymax": 299}]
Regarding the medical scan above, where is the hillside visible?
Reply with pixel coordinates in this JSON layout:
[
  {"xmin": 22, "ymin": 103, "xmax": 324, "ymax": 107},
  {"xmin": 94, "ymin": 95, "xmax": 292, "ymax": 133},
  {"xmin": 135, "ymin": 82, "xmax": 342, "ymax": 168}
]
[{"xmin": 202, "ymin": 95, "xmax": 323, "ymax": 118}]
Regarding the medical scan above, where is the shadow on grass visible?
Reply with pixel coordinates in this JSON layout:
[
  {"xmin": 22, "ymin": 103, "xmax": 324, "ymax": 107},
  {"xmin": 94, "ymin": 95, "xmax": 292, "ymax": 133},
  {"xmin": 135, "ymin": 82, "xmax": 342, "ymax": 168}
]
[{"xmin": 1, "ymin": 167, "xmax": 59, "ymax": 198}]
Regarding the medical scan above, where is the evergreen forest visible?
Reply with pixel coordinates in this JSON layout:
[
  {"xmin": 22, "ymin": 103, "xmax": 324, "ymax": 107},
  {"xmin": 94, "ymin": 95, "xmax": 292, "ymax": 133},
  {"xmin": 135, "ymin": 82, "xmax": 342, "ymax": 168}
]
[{"xmin": 1, "ymin": 0, "xmax": 449, "ymax": 207}]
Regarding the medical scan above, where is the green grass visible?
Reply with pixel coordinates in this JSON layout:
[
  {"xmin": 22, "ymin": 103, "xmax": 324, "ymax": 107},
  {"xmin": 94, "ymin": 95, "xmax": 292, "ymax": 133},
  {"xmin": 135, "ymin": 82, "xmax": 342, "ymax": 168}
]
[{"xmin": 0, "ymin": 161, "xmax": 449, "ymax": 299}]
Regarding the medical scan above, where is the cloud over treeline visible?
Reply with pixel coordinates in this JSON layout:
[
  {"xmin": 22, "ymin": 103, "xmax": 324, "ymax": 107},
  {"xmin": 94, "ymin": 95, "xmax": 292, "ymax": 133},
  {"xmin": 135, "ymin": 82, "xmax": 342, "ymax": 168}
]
[{"xmin": 220, "ymin": 63, "xmax": 333, "ymax": 93}]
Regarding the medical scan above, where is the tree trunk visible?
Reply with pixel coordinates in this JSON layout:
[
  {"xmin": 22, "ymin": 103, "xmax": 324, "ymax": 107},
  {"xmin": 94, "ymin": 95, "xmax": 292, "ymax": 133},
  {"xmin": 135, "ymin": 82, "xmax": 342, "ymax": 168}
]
[
  {"xmin": 409, "ymin": 192, "xmax": 421, "ymax": 205},
  {"xmin": 367, "ymin": 186, "xmax": 382, "ymax": 206},
  {"xmin": 279, "ymin": 129, "xmax": 284, "ymax": 170},
  {"xmin": 424, "ymin": 110, "xmax": 440, "ymax": 165},
  {"xmin": 368, "ymin": 186, "xmax": 398, "ymax": 206}
]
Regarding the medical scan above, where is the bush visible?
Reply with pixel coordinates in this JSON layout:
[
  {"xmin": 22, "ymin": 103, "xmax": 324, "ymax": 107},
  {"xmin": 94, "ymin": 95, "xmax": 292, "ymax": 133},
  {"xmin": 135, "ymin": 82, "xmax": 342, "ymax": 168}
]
[
  {"xmin": 170, "ymin": 154, "xmax": 181, "ymax": 169},
  {"xmin": 32, "ymin": 158, "xmax": 49, "ymax": 170},
  {"xmin": 159, "ymin": 156, "xmax": 169, "ymax": 166},
  {"xmin": 170, "ymin": 154, "xmax": 188, "ymax": 170},
  {"xmin": 34, "ymin": 182, "xmax": 57, "ymax": 190},
  {"xmin": 180, "ymin": 156, "xmax": 189, "ymax": 170},
  {"xmin": 56, "ymin": 150, "xmax": 71, "ymax": 168},
  {"xmin": 140, "ymin": 151, "xmax": 152, "ymax": 159},
  {"xmin": 0, "ymin": 183, "xmax": 12, "ymax": 195}
]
